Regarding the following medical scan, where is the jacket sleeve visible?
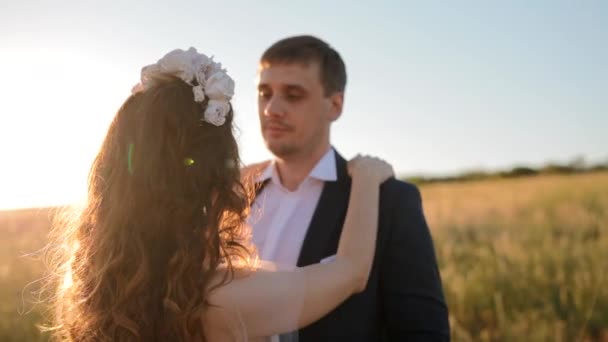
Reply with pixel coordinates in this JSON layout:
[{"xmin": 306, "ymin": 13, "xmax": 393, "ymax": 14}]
[{"xmin": 379, "ymin": 181, "xmax": 450, "ymax": 341}]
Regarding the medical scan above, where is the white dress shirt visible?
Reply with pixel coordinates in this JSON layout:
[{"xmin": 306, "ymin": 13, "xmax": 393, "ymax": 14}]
[{"xmin": 248, "ymin": 148, "xmax": 337, "ymax": 267}]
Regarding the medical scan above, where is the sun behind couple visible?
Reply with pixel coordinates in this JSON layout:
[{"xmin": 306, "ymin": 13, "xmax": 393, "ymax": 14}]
[{"xmin": 41, "ymin": 46, "xmax": 393, "ymax": 341}]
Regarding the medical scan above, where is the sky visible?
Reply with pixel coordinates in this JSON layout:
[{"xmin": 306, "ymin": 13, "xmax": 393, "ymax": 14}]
[{"xmin": 0, "ymin": 0, "xmax": 606, "ymax": 210}]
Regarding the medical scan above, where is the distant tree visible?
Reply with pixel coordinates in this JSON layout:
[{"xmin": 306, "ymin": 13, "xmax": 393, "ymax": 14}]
[
  {"xmin": 568, "ymin": 155, "xmax": 586, "ymax": 171},
  {"xmin": 402, "ymin": 155, "xmax": 607, "ymax": 184},
  {"xmin": 459, "ymin": 170, "xmax": 491, "ymax": 181},
  {"xmin": 589, "ymin": 163, "xmax": 608, "ymax": 172},
  {"xmin": 404, "ymin": 176, "xmax": 428, "ymax": 185},
  {"xmin": 540, "ymin": 163, "xmax": 575, "ymax": 174},
  {"xmin": 500, "ymin": 166, "xmax": 538, "ymax": 178}
]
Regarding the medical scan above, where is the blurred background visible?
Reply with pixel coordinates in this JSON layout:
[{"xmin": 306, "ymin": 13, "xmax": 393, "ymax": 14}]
[{"xmin": 1, "ymin": 0, "xmax": 606, "ymax": 340}]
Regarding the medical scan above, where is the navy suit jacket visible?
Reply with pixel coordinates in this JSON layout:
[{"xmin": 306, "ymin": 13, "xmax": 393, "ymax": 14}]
[{"xmin": 258, "ymin": 150, "xmax": 450, "ymax": 341}]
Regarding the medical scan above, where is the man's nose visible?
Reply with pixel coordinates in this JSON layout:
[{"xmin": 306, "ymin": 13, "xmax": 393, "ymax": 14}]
[{"xmin": 263, "ymin": 96, "xmax": 285, "ymax": 117}]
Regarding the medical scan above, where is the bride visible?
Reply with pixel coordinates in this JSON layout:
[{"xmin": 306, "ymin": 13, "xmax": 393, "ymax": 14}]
[{"xmin": 44, "ymin": 47, "xmax": 393, "ymax": 341}]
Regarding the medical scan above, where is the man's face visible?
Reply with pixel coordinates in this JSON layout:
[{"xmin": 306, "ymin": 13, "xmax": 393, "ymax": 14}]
[{"xmin": 257, "ymin": 62, "xmax": 342, "ymax": 159}]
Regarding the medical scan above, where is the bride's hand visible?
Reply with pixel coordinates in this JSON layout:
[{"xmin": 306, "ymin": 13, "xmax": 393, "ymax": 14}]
[{"xmin": 347, "ymin": 155, "xmax": 394, "ymax": 185}]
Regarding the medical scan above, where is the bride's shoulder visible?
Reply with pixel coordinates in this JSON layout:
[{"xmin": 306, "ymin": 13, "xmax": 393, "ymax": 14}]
[
  {"xmin": 204, "ymin": 264, "xmax": 254, "ymax": 340},
  {"xmin": 206, "ymin": 259, "xmax": 294, "ymax": 304},
  {"xmin": 208, "ymin": 263, "xmax": 255, "ymax": 291}
]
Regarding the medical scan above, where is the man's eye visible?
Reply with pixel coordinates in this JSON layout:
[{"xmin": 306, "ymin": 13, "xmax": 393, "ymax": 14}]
[
  {"xmin": 259, "ymin": 91, "xmax": 271, "ymax": 99},
  {"xmin": 286, "ymin": 94, "xmax": 301, "ymax": 101}
]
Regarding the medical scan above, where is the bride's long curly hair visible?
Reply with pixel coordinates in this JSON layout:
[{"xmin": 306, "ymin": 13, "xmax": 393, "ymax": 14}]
[{"xmin": 43, "ymin": 76, "xmax": 253, "ymax": 341}]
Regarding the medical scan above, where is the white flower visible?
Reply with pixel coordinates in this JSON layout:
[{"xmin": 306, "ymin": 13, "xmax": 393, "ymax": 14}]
[
  {"xmin": 203, "ymin": 100, "xmax": 230, "ymax": 126},
  {"xmin": 207, "ymin": 60, "xmax": 224, "ymax": 75},
  {"xmin": 193, "ymin": 85, "xmax": 205, "ymax": 102},
  {"xmin": 195, "ymin": 69, "xmax": 207, "ymax": 87},
  {"xmin": 131, "ymin": 82, "xmax": 144, "ymax": 94},
  {"xmin": 205, "ymin": 71, "xmax": 235, "ymax": 101},
  {"xmin": 135, "ymin": 47, "xmax": 232, "ymax": 126},
  {"xmin": 157, "ymin": 48, "xmax": 196, "ymax": 84},
  {"xmin": 189, "ymin": 47, "xmax": 211, "ymax": 69},
  {"xmin": 141, "ymin": 64, "xmax": 160, "ymax": 83},
  {"xmin": 192, "ymin": 50, "xmax": 212, "ymax": 86}
]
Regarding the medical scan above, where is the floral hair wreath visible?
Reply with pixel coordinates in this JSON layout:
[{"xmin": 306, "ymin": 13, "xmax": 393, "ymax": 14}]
[{"xmin": 131, "ymin": 47, "xmax": 235, "ymax": 126}]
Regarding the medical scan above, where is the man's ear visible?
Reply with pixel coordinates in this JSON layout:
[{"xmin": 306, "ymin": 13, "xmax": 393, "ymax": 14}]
[{"xmin": 328, "ymin": 92, "xmax": 344, "ymax": 122}]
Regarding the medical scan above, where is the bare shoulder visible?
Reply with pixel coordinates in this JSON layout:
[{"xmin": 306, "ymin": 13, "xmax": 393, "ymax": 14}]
[
  {"xmin": 206, "ymin": 263, "xmax": 278, "ymax": 308},
  {"xmin": 206, "ymin": 265, "xmax": 255, "ymax": 302},
  {"xmin": 204, "ymin": 266, "xmax": 257, "ymax": 340}
]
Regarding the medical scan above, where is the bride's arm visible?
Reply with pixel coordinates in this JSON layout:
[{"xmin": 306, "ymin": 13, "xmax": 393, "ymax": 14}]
[{"xmin": 206, "ymin": 156, "xmax": 392, "ymax": 338}]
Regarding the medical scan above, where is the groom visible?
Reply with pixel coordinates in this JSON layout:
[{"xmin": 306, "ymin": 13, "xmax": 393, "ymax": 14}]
[{"xmin": 248, "ymin": 35, "xmax": 450, "ymax": 341}]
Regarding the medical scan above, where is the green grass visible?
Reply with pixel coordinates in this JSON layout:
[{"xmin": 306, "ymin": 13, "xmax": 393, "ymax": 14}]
[
  {"xmin": 0, "ymin": 208, "xmax": 53, "ymax": 342},
  {"xmin": 1, "ymin": 172, "xmax": 607, "ymax": 341},
  {"xmin": 421, "ymin": 171, "xmax": 608, "ymax": 341}
]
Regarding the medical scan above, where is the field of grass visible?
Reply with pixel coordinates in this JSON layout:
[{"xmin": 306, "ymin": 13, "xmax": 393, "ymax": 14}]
[
  {"xmin": 1, "ymin": 171, "xmax": 607, "ymax": 341},
  {"xmin": 423, "ymin": 171, "xmax": 608, "ymax": 341},
  {"xmin": 0, "ymin": 207, "xmax": 52, "ymax": 342}
]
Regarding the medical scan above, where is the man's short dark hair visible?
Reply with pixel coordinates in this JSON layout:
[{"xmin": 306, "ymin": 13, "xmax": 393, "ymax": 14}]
[{"xmin": 260, "ymin": 35, "xmax": 347, "ymax": 96}]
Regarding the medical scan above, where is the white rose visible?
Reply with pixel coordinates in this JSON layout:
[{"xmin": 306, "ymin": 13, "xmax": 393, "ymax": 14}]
[
  {"xmin": 140, "ymin": 64, "xmax": 160, "ymax": 84},
  {"xmin": 188, "ymin": 47, "xmax": 211, "ymax": 68},
  {"xmin": 203, "ymin": 100, "xmax": 230, "ymax": 126},
  {"xmin": 207, "ymin": 60, "xmax": 224, "ymax": 75},
  {"xmin": 157, "ymin": 48, "xmax": 195, "ymax": 83},
  {"xmin": 190, "ymin": 48, "xmax": 212, "ymax": 86},
  {"xmin": 192, "ymin": 85, "xmax": 205, "ymax": 102},
  {"xmin": 204, "ymin": 71, "xmax": 235, "ymax": 101},
  {"xmin": 131, "ymin": 82, "xmax": 144, "ymax": 94},
  {"xmin": 195, "ymin": 70, "xmax": 207, "ymax": 87}
]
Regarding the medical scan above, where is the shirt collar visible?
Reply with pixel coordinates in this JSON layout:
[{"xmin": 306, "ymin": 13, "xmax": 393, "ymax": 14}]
[
  {"xmin": 308, "ymin": 147, "xmax": 337, "ymax": 181},
  {"xmin": 256, "ymin": 147, "xmax": 337, "ymax": 183}
]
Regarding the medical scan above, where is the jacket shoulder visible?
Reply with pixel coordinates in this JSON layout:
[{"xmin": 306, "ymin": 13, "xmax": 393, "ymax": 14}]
[{"xmin": 381, "ymin": 178, "xmax": 422, "ymax": 205}]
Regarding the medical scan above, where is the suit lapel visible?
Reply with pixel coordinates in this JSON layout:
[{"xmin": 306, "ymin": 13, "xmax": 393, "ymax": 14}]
[{"xmin": 297, "ymin": 151, "xmax": 351, "ymax": 267}]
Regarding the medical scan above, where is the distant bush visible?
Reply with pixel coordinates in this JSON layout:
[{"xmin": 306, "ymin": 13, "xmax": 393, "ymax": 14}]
[
  {"xmin": 404, "ymin": 157, "xmax": 608, "ymax": 185},
  {"xmin": 590, "ymin": 164, "xmax": 608, "ymax": 172},
  {"xmin": 539, "ymin": 163, "xmax": 577, "ymax": 174},
  {"xmin": 499, "ymin": 166, "xmax": 538, "ymax": 178}
]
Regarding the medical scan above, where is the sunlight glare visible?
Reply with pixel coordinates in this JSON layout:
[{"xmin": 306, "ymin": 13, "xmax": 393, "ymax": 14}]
[{"xmin": 0, "ymin": 45, "xmax": 133, "ymax": 210}]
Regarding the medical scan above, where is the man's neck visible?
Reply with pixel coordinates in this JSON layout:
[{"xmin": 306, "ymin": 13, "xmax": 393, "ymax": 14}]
[{"xmin": 275, "ymin": 144, "xmax": 331, "ymax": 191}]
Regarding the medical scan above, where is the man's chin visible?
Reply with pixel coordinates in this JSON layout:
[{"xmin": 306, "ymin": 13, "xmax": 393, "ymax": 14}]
[{"xmin": 266, "ymin": 142, "xmax": 299, "ymax": 159}]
